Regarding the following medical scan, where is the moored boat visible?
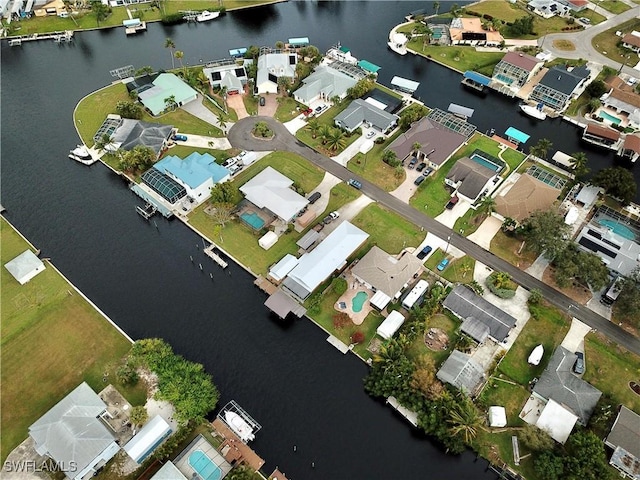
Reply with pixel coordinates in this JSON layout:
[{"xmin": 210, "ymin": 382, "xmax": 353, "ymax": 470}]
[
  {"xmin": 196, "ymin": 10, "xmax": 220, "ymax": 22},
  {"xmin": 519, "ymin": 103, "xmax": 547, "ymax": 120},
  {"xmin": 225, "ymin": 411, "xmax": 255, "ymax": 442},
  {"xmin": 69, "ymin": 145, "xmax": 96, "ymax": 165}
]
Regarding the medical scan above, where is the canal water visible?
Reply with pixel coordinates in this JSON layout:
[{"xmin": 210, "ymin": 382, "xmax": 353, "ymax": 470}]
[{"xmin": 1, "ymin": 1, "xmax": 633, "ymax": 478}]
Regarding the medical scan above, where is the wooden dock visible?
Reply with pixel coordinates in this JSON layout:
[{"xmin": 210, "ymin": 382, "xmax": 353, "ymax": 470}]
[
  {"xmin": 254, "ymin": 275, "xmax": 277, "ymax": 295},
  {"xmin": 8, "ymin": 30, "xmax": 73, "ymax": 46},
  {"xmin": 204, "ymin": 244, "xmax": 228, "ymax": 269},
  {"xmin": 211, "ymin": 419, "xmax": 265, "ymax": 471}
]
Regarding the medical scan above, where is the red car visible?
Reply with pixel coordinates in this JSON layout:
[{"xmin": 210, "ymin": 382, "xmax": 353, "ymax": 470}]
[
  {"xmin": 445, "ymin": 196, "xmax": 459, "ymax": 210},
  {"xmin": 302, "ymin": 108, "xmax": 313, "ymax": 116}
]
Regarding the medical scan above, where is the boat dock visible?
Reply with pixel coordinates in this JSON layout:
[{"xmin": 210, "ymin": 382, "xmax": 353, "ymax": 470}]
[
  {"xmin": 326, "ymin": 334, "xmax": 350, "ymax": 354},
  {"xmin": 211, "ymin": 418, "xmax": 265, "ymax": 471},
  {"xmin": 123, "ymin": 19, "xmax": 146, "ymax": 35},
  {"xmin": 204, "ymin": 244, "xmax": 228, "ymax": 269},
  {"xmin": 254, "ymin": 275, "xmax": 277, "ymax": 295},
  {"xmin": 386, "ymin": 396, "xmax": 419, "ymax": 427},
  {"xmin": 8, "ymin": 30, "xmax": 73, "ymax": 46}
]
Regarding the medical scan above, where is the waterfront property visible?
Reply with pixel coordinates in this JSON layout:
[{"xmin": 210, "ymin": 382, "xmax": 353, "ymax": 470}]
[
  {"xmin": 293, "ymin": 64, "xmax": 357, "ymax": 105},
  {"xmin": 444, "ymin": 156, "xmax": 499, "ymax": 204},
  {"xmin": 29, "ymin": 382, "xmax": 120, "ymax": 480},
  {"xmin": 618, "ymin": 133, "xmax": 640, "ymax": 162},
  {"xmin": 334, "ymin": 98, "xmax": 399, "ymax": 134},
  {"xmin": 436, "ymin": 350, "xmax": 486, "ymax": 395},
  {"xmin": 141, "ymin": 168, "xmax": 187, "ymax": 205},
  {"xmin": 604, "ymin": 406, "xmax": 640, "ymax": 479},
  {"xmin": 602, "ymin": 76, "xmax": 640, "ymax": 128},
  {"xmin": 137, "ymin": 73, "xmax": 198, "ymax": 116},
  {"xmin": 582, "ymin": 123, "xmax": 622, "ymax": 150},
  {"xmin": 491, "ymin": 51, "xmax": 543, "ymax": 91},
  {"xmin": 494, "ymin": 172, "xmax": 561, "ymax": 223},
  {"xmin": 529, "ymin": 64, "xmax": 591, "ymax": 111},
  {"xmin": 171, "ymin": 434, "xmax": 233, "ymax": 480},
  {"xmin": 448, "ymin": 17, "xmax": 503, "ymax": 47},
  {"xmin": 203, "ymin": 60, "xmax": 250, "ymax": 95},
  {"xmin": 256, "ymin": 49, "xmax": 298, "ymax": 94},
  {"xmin": 376, "ymin": 310, "xmax": 406, "ymax": 340},
  {"xmin": 123, "ymin": 415, "xmax": 172, "ymax": 464},
  {"xmin": 100, "ymin": 117, "xmax": 174, "ymax": 158},
  {"xmin": 4, "ymin": 249, "xmax": 45, "ymax": 285}
]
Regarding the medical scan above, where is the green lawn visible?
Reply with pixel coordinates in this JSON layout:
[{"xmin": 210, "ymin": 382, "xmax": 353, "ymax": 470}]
[
  {"xmin": 479, "ymin": 378, "xmax": 530, "ymax": 426},
  {"xmin": 498, "ymin": 303, "xmax": 570, "ymax": 385},
  {"xmin": 1, "ymin": 219, "xmax": 139, "ymax": 462},
  {"xmin": 243, "ymin": 95, "xmax": 259, "ymax": 116},
  {"xmin": 465, "ymin": 1, "xmax": 529, "ymax": 22},
  {"xmin": 295, "ymin": 100, "xmax": 361, "ymax": 155},
  {"xmin": 575, "ymin": 8, "xmax": 607, "ymax": 25},
  {"xmin": 597, "ymin": 0, "xmax": 631, "ymax": 14},
  {"xmin": 424, "ymin": 249, "xmax": 476, "ymax": 283},
  {"xmin": 274, "ymin": 96, "xmax": 306, "ymax": 123},
  {"xmin": 406, "ymin": 313, "xmax": 459, "ymax": 366},
  {"xmin": 347, "ymin": 130, "xmax": 406, "ymax": 192},
  {"xmin": 453, "ymin": 209, "xmax": 487, "ymax": 237},
  {"xmin": 490, "ymin": 230, "xmax": 538, "ymax": 269},
  {"xmin": 475, "ymin": 430, "xmax": 538, "ymax": 480},
  {"xmin": 592, "ymin": 18, "xmax": 640, "ymax": 67},
  {"xmin": 406, "ymin": 42, "xmax": 505, "ymax": 76},
  {"xmin": 351, "ymin": 204, "xmax": 425, "ymax": 254},
  {"xmin": 583, "ymin": 334, "xmax": 640, "ymax": 414}
]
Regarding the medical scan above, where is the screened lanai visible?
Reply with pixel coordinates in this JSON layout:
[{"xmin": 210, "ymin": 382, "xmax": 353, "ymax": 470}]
[{"xmin": 141, "ymin": 168, "xmax": 186, "ymax": 204}]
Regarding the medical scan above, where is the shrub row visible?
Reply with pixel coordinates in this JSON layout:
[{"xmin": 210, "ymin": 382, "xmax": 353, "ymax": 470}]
[
  {"xmin": 561, "ymin": 26, "xmax": 583, "ymax": 31},
  {"xmin": 487, "ymin": 283, "xmax": 517, "ymax": 299},
  {"xmin": 464, "ymin": 10, "xmax": 495, "ymax": 21}
]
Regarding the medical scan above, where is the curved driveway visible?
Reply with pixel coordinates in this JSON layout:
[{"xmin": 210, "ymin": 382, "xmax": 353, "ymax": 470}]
[{"xmin": 228, "ymin": 117, "xmax": 640, "ymax": 355}]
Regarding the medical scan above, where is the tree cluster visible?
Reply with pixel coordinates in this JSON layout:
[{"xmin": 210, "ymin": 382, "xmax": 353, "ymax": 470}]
[
  {"xmin": 553, "ymin": 243, "xmax": 610, "ymax": 290},
  {"xmin": 399, "ymin": 103, "xmax": 429, "ymax": 130},
  {"xmin": 486, "ymin": 271, "xmax": 517, "ymax": 299},
  {"xmin": 119, "ymin": 145, "xmax": 156, "ymax": 173},
  {"xmin": 615, "ymin": 267, "xmax": 640, "ymax": 327},
  {"xmin": 115, "ymin": 101, "xmax": 143, "ymax": 120},
  {"xmin": 507, "ymin": 15, "xmax": 534, "ymax": 36},
  {"xmin": 210, "ymin": 181, "xmax": 241, "ymax": 205},
  {"xmin": 347, "ymin": 78, "xmax": 376, "ymax": 99},
  {"xmin": 592, "ymin": 167, "xmax": 637, "ymax": 205}
]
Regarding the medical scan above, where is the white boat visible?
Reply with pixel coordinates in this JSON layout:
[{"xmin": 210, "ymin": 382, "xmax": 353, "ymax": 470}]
[
  {"xmin": 196, "ymin": 10, "xmax": 220, "ymax": 22},
  {"xmin": 528, "ymin": 345, "xmax": 544, "ymax": 366},
  {"xmin": 519, "ymin": 103, "xmax": 547, "ymax": 120},
  {"xmin": 225, "ymin": 411, "xmax": 255, "ymax": 442},
  {"xmin": 69, "ymin": 145, "xmax": 96, "ymax": 165}
]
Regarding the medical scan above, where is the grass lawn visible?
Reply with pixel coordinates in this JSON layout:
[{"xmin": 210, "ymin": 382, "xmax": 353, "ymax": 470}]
[
  {"xmin": 407, "ymin": 42, "xmax": 505, "ymax": 76},
  {"xmin": 480, "ymin": 378, "xmax": 529, "ymax": 427},
  {"xmin": 575, "ymin": 8, "xmax": 607, "ymax": 24},
  {"xmin": 295, "ymin": 100, "xmax": 360, "ymax": 155},
  {"xmin": 592, "ymin": 18, "xmax": 640, "ymax": 67},
  {"xmin": 274, "ymin": 96, "xmax": 306, "ymax": 123},
  {"xmin": 498, "ymin": 302, "xmax": 570, "ymax": 385},
  {"xmin": 243, "ymin": 95, "xmax": 259, "ymax": 116},
  {"xmin": 583, "ymin": 333, "xmax": 640, "ymax": 413},
  {"xmin": 598, "ymin": 0, "xmax": 631, "ymax": 14},
  {"xmin": 351, "ymin": 204, "xmax": 425, "ymax": 254},
  {"xmin": 475, "ymin": 430, "xmax": 537, "ymax": 480},
  {"xmin": 424, "ymin": 250, "xmax": 476, "ymax": 283},
  {"xmin": 1, "ymin": 219, "xmax": 139, "ymax": 462},
  {"xmin": 203, "ymin": 92, "xmax": 238, "ymax": 123},
  {"xmin": 465, "ymin": 1, "xmax": 528, "ymax": 22},
  {"xmin": 406, "ymin": 313, "xmax": 459, "ymax": 366},
  {"xmin": 453, "ymin": 209, "xmax": 488, "ymax": 237},
  {"xmin": 347, "ymin": 130, "xmax": 406, "ymax": 192},
  {"xmin": 490, "ymin": 230, "xmax": 538, "ymax": 269}
]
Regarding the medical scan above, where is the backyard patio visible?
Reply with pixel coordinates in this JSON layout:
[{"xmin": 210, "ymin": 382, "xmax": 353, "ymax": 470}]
[{"xmin": 334, "ymin": 271, "xmax": 375, "ymax": 326}]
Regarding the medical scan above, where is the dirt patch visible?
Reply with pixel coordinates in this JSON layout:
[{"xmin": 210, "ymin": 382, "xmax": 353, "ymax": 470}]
[
  {"xmin": 368, "ymin": 337, "xmax": 383, "ymax": 355},
  {"xmin": 552, "ymin": 39, "xmax": 576, "ymax": 51},
  {"xmin": 542, "ymin": 266, "xmax": 592, "ymax": 305},
  {"xmin": 424, "ymin": 327, "xmax": 449, "ymax": 351},
  {"xmin": 630, "ymin": 381, "xmax": 640, "ymax": 396}
]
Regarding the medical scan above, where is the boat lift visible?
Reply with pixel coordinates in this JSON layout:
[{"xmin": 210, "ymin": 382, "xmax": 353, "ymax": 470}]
[{"xmin": 218, "ymin": 400, "xmax": 261, "ymax": 444}]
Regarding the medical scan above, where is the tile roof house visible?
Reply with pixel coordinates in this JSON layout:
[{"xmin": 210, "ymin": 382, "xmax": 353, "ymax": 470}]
[
  {"xmin": 605, "ymin": 406, "xmax": 640, "ymax": 479},
  {"xmin": 256, "ymin": 52, "xmax": 297, "ymax": 94},
  {"xmin": 138, "ymin": 73, "xmax": 198, "ymax": 116},
  {"xmin": 442, "ymin": 284, "xmax": 517, "ymax": 343},
  {"xmin": 334, "ymin": 98, "xmax": 399, "ymax": 133},
  {"xmin": 582, "ymin": 123, "xmax": 621, "ymax": 149},
  {"xmin": 449, "ymin": 17, "xmax": 504, "ymax": 46},
  {"xmin": 494, "ymin": 173, "xmax": 561, "ymax": 222},
  {"xmin": 386, "ymin": 117, "xmax": 467, "ymax": 171},
  {"xmin": 239, "ymin": 166, "xmax": 309, "ymax": 222},
  {"xmin": 532, "ymin": 346, "xmax": 602, "ymax": 427},
  {"xmin": 622, "ymin": 32, "xmax": 640, "ymax": 52},
  {"xmin": 529, "ymin": 64, "xmax": 590, "ymax": 111},
  {"xmin": 444, "ymin": 156, "xmax": 498, "ymax": 203},
  {"xmin": 436, "ymin": 350, "xmax": 485, "ymax": 395},
  {"xmin": 351, "ymin": 246, "xmax": 423, "ymax": 310},
  {"xmin": 618, "ymin": 133, "xmax": 640, "ymax": 162},
  {"xmin": 293, "ymin": 65, "xmax": 357, "ymax": 105},
  {"xmin": 110, "ymin": 119, "xmax": 174, "ymax": 158},
  {"xmin": 29, "ymin": 382, "xmax": 120, "ymax": 480},
  {"xmin": 492, "ymin": 51, "xmax": 543, "ymax": 88}
]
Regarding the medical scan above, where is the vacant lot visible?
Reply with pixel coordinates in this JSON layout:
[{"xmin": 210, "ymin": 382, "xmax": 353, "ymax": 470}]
[
  {"xmin": 490, "ymin": 230, "xmax": 537, "ymax": 269},
  {"xmin": 347, "ymin": 130, "xmax": 407, "ymax": 192},
  {"xmin": 425, "ymin": 250, "xmax": 476, "ymax": 283},
  {"xmin": 407, "ymin": 42, "xmax": 505, "ymax": 76},
  {"xmin": 351, "ymin": 204, "xmax": 425, "ymax": 254},
  {"xmin": 1, "ymin": 219, "xmax": 135, "ymax": 462}
]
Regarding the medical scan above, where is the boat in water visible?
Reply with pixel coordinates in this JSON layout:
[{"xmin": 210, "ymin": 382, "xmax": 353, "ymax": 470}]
[
  {"xmin": 69, "ymin": 145, "xmax": 96, "ymax": 165},
  {"xmin": 519, "ymin": 103, "xmax": 547, "ymax": 120},
  {"xmin": 225, "ymin": 411, "xmax": 255, "ymax": 442},
  {"xmin": 196, "ymin": 10, "xmax": 220, "ymax": 22},
  {"xmin": 528, "ymin": 345, "xmax": 544, "ymax": 365}
]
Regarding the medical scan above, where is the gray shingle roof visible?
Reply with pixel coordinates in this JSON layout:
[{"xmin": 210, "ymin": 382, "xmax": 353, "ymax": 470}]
[
  {"xmin": 443, "ymin": 285, "xmax": 516, "ymax": 343},
  {"xmin": 112, "ymin": 119, "xmax": 173, "ymax": 156},
  {"xmin": 445, "ymin": 156, "xmax": 496, "ymax": 200},
  {"xmin": 293, "ymin": 65, "xmax": 357, "ymax": 104},
  {"xmin": 436, "ymin": 350, "xmax": 485, "ymax": 394},
  {"xmin": 334, "ymin": 99, "xmax": 398, "ymax": 132},
  {"xmin": 606, "ymin": 406, "xmax": 640, "ymax": 459},
  {"xmin": 533, "ymin": 346, "xmax": 602, "ymax": 425},
  {"xmin": 351, "ymin": 246, "xmax": 423, "ymax": 298}
]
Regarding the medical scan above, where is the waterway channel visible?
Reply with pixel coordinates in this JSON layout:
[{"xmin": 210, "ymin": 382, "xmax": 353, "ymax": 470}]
[{"xmin": 1, "ymin": 1, "xmax": 635, "ymax": 478}]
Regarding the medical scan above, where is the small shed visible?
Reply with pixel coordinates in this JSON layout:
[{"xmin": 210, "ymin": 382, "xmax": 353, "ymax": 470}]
[
  {"xmin": 269, "ymin": 254, "xmax": 299, "ymax": 282},
  {"xmin": 258, "ymin": 231, "xmax": 279, "ymax": 250},
  {"xmin": 376, "ymin": 310, "xmax": 406, "ymax": 340},
  {"xmin": 488, "ymin": 406, "xmax": 507, "ymax": 427},
  {"xmin": 564, "ymin": 206, "xmax": 579, "ymax": 225},
  {"xmin": 4, "ymin": 250, "xmax": 45, "ymax": 285},
  {"xmin": 123, "ymin": 415, "xmax": 172, "ymax": 464},
  {"xmin": 296, "ymin": 230, "xmax": 320, "ymax": 251}
]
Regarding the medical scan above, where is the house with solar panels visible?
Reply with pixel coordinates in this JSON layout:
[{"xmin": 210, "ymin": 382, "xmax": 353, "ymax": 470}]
[
  {"xmin": 529, "ymin": 64, "xmax": 590, "ymax": 111},
  {"xmin": 203, "ymin": 60, "xmax": 249, "ymax": 95},
  {"xmin": 256, "ymin": 49, "xmax": 297, "ymax": 94}
]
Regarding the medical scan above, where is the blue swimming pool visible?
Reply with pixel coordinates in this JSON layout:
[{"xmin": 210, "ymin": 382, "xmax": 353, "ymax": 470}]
[
  {"xmin": 470, "ymin": 153, "xmax": 501, "ymax": 172},
  {"xmin": 599, "ymin": 111, "xmax": 622, "ymax": 125},
  {"xmin": 240, "ymin": 211, "xmax": 265, "ymax": 229},
  {"xmin": 352, "ymin": 291, "xmax": 368, "ymax": 313},
  {"xmin": 599, "ymin": 219, "xmax": 636, "ymax": 240},
  {"xmin": 189, "ymin": 450, "xmax": 222, "ymax": 480}
]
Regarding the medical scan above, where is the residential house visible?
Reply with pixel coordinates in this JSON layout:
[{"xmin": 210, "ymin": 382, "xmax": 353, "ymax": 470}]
[
  {"xmin": 256, "ymin": 51, "xmax": 297, "ymax": 94},
  {"xmin": 239, "ymin": 166, "xmax": 309, "ymax": 222},
  {"xmin": 529, "ymin": 64, "xmax": 590, "ymax": 111},
  {"xmin": 203, "ymin": 62, "xmax": 249, "ymax": 95},
  {"xmin": 293, "ymin": 65, "xmax": 357, "ymax": 105},
  {"xmin": 123, "ymin": 415, "xmax": 172, "ymax": 464},
  {"xmin": 334, "ymin": 99, "xmax": 399, "ymax": 134},
  {"xmin": 605, "ymin": 406, "xmax": 640, "ymax": 479},
  {"xmin": 492, "ymin": 51, "xmax": 543, "ymax": 89},
  {"xmin": 442, "ymin": 285, "xmax": 517, "ymax": 344},
  {"xmin": 138, "ymin": 73, "xmax": 198, "ymax": 116},
  {"xmin": 153, "ymin": 152, "xmax": 231, "ymax": 202},
  {"xmin": 436, "ymin": 350, "xmax": 486, "ymax": 395},
  {"xmin": 29, "ymin": 382, "xmax": 120, "ymax": 480},
  {"xmin": 449, "ymin": 17, "xmax": 504, "ymax": 46},
  {"xmin": 282, "ymin": 221, "xmax": 369, "ymax": 300},
  {"xmin": 527, "ymin": 0, "xmax": 571, "ymax": 17},
  {"xmin": 582, "ymin": 123, "xmax": 621, "ymax": 149},
  {"xmin": 602, "ymin": 76, "xmax": 640, "ymax": 127},
  {"xmin": 494, "ymin": 173, "xmax": 561, "ymax": 222},
  {"xmin": 531, "ymin": 346, "xmax": 602, "ymax": 442},
  {"xmin": 622, "ymin": 32, "xmax": 640, "ymax": 53},
  {"xmin": 386, "ymin": 116, "xmax": 467, "ymax": 171},
  {"xmin": 108, "ymin": 118, "xmax": 174, "ymax": 158},
  {"xmin": 4, "ymin": 250, "xmax": 45, "ymax": 285},
  {"xmin": 141, "ymin": 168, "xmax": 187, "ymax": 205},
  {"xmin": 351, "ymin": 246, "xmax": 424, "ymax": 310},
  {"xmin": 618, "ymin": 133, "xmax": 640, "ymax": 162},
  {"xmin": 444, "ymin": 156, "xmax": 499, "ymax": 204}
]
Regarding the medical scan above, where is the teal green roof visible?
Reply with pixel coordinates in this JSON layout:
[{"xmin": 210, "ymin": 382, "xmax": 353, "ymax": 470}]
[
  {"xmin": 138, "ymin": 73, "xmax": 198, "ymax": 116},
  {"xmin": 357, "ymin": 60, "xmax": 381, "ymax": 74},
  {"xmin": 339, "ymin": 46, "xmax": 350, "ymax": 53}
]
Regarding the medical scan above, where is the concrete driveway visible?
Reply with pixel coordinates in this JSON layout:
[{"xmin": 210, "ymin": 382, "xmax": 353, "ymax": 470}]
[
  {"xmin": 284, "ymin": 115, "xmax": 308, "ymax": 134},
  {"xmin": 172, "ymin": 133, "xmax": 231, "ymax": 150},
  {"xmin": 181, "ymin": 94, "xmax": 228, "ymax": 130},
  {"xmin": 226, "ymin": 94, "xmax": 249, "ymax": 120},
  {"xmin": 390, "ymin": 167, "xmax": 425, "ymax": 203},
  {"xmin": 307, "ymin": 172, "xmax": 342, "ymax": 215},
  {"xmin": 560, "ymin": 318, "xmax": 592, "ymax": 353},
  {"xmin": 435, "ymin": 200, "xmax": 471, "ymax": 229},
  {"xmin": 322, "ymin": 194, "xmax": 374, "ymax": 235},
  {"xmin": 467, "ymin": 215, "xmax": 502, "ymax": 250},
  {"xmin": 258, "ymin": 94, "xmax": 278, "ymax": 117}
]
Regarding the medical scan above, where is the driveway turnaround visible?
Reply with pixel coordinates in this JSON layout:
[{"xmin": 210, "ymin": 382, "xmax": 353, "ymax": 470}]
[{"xmin": 174, "ymin": 134, "xmax": 231, "ymax": 150}]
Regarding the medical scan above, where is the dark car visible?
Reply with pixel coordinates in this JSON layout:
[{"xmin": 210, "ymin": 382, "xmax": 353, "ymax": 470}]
[
  {"xmin": 417, "ymin": 245, "xmax": 433, "ymax": 259},
  {"xmin": 445, "ymin": 196, "xmax": 459, "ymax": 210},
  {"xmin": 408, "ymin": 156, "xmax": 418, "ymax": 169},
  {"xmin": 414, "ymin": 175, "xmax": 426, "ymax": 186},
  {"xmin": 347, "ymin": 178, "xmax": 362, "ymax": 190},
  {"xmin": 172, "ymin": 134, "xmax": 188, "ymax": 142},
  {"xmin": 259, "ymin": 97, "xmax": 266, "ymax": 106},
  {"xmin": 416, "ymin": 162, "xmax": 427, "ymax": 172},
  {"xmin": 308, "ymin": 191, "xmax": 321, "ymax": 204},
  {"xmin": 573, "ymin": 352, "xmax": 585, "ymax": 374}
]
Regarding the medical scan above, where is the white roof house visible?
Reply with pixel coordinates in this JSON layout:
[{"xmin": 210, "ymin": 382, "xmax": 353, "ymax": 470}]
[
  {"xmin": 283, "ymin": 221, "xmax": 369, "ymax": 300},
  {"xmin": 203, "ymin": 63, "xmax": 248, "ymax": 94},
  {"xmin": 29, "ymin": 382, "xmax": 120, "ymax": 480},
  {"xmin": 256, "ymin": 52, "xmax": 298, "ymax": 94},
  {"xmin": 239, "ymin": 167, "xmax": 309, "ymax": 222},
  {"xmin": 293, "ymin": 65, "xmax": 357, "ymax": 105},
  {"xmin": 123, "ymin": 415, "xmax": 172, "ymax": 464},
  {"xmin": 536, "ymin": 399, "xmax": 579, "ymax": 444},
  {"xmin": 268, "ymin": 254, "xmax": 299, "ymax": 282},
  {"xmin": 4, "ymin": 250, "xmax": 45, "ymax": 285},
  {"xmin": 376, "ymin": 310, "xmax": 406, "ymax": 340}
]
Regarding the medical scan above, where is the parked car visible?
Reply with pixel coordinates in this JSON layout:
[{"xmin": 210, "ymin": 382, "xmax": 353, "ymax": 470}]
[
  {"xmin": 445, "ymin": 196, "xmax": 459, "ymax": 210},
  {"xmin": 259, "ymin": 97, "xmax": 266, "ymax": 106},
  {"xmin": 222, "ymin": 157, "xmax": 238, "ymax": 169},
  {"xmin": 323, "ymin": 211, "xmax": 340, "ymax": 224},
  {"xmin": 308, "ymin": 191, "xmax": 321, "ymax": 204},
  {"xmin": 414, "ymin": 175, "xmax": 426, "ymax": 186},
  {"xmin": 417, "ymin": 245, "xmax": 433, "ymax": 260},
  {"xmin": 408, "ymin": 157, "xmax": 418, "ymax": 169},
  {"xmin": 436, "ymin": 258, "xmax": 450, "ymax": 272},
  {"xmin": 578, "ymin": 17, "xmax": 591, "ymax": 24},
  {"xmin": 366, "ymin": 131, "xmax": 376, "ymax": 139},
  {"xmin": 416, "ymin": 162, "xmax": 427, "ymax": 172},
  {"xmin": 172, "ymin": 134, "xmax": 188, "ymax": 142},
  {"xmin": 347, "ymin": 178, "xmax": 362, "ymax": 190},
  {"xmin": 297, "ymin": 207, "xmax": 308, "ymax": 217},
  {"xmin": 573, "ymin": 352, "xmax": 585, "ymax": 374},
  {"xmin": 423, "ymin": 167, "xmax": 434, "ymax": 177},
  {"xmin": 238, "ymin": 151, "xmax": 247, "ymax": 159},
  {"xmin": 228, "ymin": 164, "xmax": 243, "ymax": 176},
  {"xmin": 302, "ymin": 108, "xmax": 313, "ymax": 116}
]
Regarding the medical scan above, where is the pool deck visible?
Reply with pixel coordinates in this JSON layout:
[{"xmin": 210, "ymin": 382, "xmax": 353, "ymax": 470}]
[
  {"xmin": 211, "ymin": 418, "xmax": 265, "ymax": 471},
  {"xmin": 335, "ymin": 272, "xmax": 374, "ymax": 326},
  {"xmin": 173, "ymin": 434, "xmax": 233, "ymax": 480}
]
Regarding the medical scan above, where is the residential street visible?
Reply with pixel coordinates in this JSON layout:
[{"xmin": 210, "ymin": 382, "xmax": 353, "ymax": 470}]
[{"xmin": 227, "ymin": 117, "xmax": 640, "ymax": 355}]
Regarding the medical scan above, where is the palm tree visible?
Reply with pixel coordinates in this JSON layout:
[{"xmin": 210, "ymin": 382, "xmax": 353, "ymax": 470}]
[
  {"xmin": 530, "ymin": 138, "xmax": 553, "ymax": 160},
  {"xmin": 492, "ymin": 271, "xmax": 512, "ymax": 289},
  {"xmin": 433, "ymin": 1, "xmax": 440, "ymax": 15},
  {"xmin": 448, "ymin": 396, "xmax": 482, "ymax": 444},
  {"xmin": 164, "ymin": 95, "xmax": 177, "ymax": 112},
  {"xmin": 412, "ymin": 142, "xmax": 422, "ymax": 156},
  {"xmin": 216, "ymin": 112, "xmax": 227, "ymax": 134},
  {"xmin": 318, "ymin": 125, "xmax": 332, "ymax": 145},
  {"xmin": 570, "ymin": 151, "xmax": 590, "ymax": 177},
  {"xmin": 94, "ymin": 133, "xmax": 114, "ymax": 152},
  {"xmin": 277, "ymin": 76, "xmax": 291, "ymax": 96},
  {"xmin": 587, "ymin": 97, "xmax": 601, "ymax": 113},
  {"xmin": 174, "ymin": 50, "xmax": 184, "ymax": 69},
  {"xmin": 306, "ymin": 119, "xmax": 320, "ymax": 138},
  {"xmin": 326, "ymin": 128, "xmax": 346, "ymax": 152},
  {"xmin": 477, "ymin": 195, "xmax": 496, "ymax": 216},
  {"xmin": 165, "ymin": 38, "xmax": 176, "ymax": 69}
]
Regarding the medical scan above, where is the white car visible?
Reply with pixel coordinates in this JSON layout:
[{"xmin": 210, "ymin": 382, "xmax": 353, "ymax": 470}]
[
  {"xmin": 366, "ymin": 131, "xmax": 376, "ymax": 139},
  {"xmin": 222, "ymin": 157, "xmax": 238, "ymax": 169},
  {"xmin": 228, "ymin": 164, "xmax": 243, "ymax": 175}
]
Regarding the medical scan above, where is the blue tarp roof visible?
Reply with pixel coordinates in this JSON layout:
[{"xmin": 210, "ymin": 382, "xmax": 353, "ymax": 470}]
[
  {"xmin": 463, "ymin": 70, "xmax": 491, "ymax": 86},
  {"xmin": 505, "ymin": 127, "xmax": 530, "ymax": 144},
  {"xmin": 358, "ymin": 60, "xmax": 381, "ymax": 73}
]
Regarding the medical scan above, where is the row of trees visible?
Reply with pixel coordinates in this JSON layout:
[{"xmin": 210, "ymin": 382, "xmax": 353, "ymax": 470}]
[{"xmin": 305, "ymin": 120, "xmax": 348, "ymax": 152}]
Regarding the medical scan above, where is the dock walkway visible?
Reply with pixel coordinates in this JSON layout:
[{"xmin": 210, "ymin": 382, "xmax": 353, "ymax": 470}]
[
  {"xmin": 204, "ymin": 244, "xmax": 228, "ymax": 269},
  {"xmin": 8, "ymin": 30, "xmax": 73, "ymax": 46}
]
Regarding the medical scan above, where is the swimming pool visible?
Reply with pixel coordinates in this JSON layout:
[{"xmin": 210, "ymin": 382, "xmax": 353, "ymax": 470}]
[
  {"xmin": 189, "ymin": 450, "xmax": 222, "ymax": 480},
  {"xmin": 240, "ymin": 211, "xmax": 265, "ymax": 229},
  {"xmin": 470, "ymin": 153, "xmax": 501, "ymax": 172},
  {"xmin": 599, "ymin": 111, "xmax": 622, "ymax": 125},
  {"xmin": 352, "ymin": 291, "xmax": 368, "ymax": 313},
  {"xmin": 599, "ymin": 219, "xmax": 636, "ymax": 240}
]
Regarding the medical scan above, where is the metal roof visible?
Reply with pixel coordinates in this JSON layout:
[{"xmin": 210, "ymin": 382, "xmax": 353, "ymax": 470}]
[
  {"xmin": 154, "ymin": 152, "xmax": 230, "ymax": 188},
  {"xmin": 505, "ymin": 126, "xmax": 530, "ymax": 144},
  {"xmin": 390, "ymin": 76, "xmax": 420, "ymax": 92},
  {"xmin": 463, "ymin": 70, "xmax": 491, "ymax": 86},
  {"xmin": 357, "ymin": 59, "xmax": 381, "ymax": 73},
  {"xmin": 436, "ymin": 350, "xmax": 485, "ymax": 394},
  {"xmin": 123, "ymin": 415, "xmax": 172, "ymax": 463}
]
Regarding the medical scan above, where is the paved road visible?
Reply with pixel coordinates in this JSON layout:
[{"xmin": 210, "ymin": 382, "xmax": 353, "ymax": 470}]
[{"xmin": 228, "ymin": 117, "xmax": 640, "ymax": 355}]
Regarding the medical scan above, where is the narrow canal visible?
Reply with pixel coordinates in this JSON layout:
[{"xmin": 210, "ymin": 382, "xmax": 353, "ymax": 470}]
[{"xmin": 1, "ymin": 1, "xmax": 634, "ymax": 478}]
